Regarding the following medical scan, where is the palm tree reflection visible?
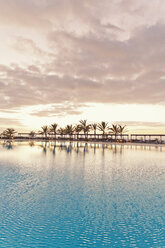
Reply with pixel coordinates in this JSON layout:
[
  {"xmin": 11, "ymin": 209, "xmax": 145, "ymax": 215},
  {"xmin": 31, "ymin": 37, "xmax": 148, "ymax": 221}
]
[
  {"xmin": 26, "ymin": 140, "xmax": 163, "ymax": 156},
  {"xmin": 40, "ymin": 141, "xmax": 48, "ymax": 154},
  {"xmin": 3, "ymin": 141, "xmax": 13, "ymax": 150},
  {"xmin": 52, "ymin": 142, "xmax": 56, "ymax": 155},
  {"xmin": 1, "ymin": 140, "xmax": 163, "ymax": 156},
  {"xmin": 29, "ymin": 141, "xmax": 35, "ymax": 147}
]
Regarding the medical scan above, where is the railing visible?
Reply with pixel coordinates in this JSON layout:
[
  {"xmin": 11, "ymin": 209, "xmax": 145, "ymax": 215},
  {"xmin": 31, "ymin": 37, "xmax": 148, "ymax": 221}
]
[
  {"xmin": 130, "ymin": 134, "xmax": 165, "ymax": 144},
  {"xmin": 16, "ymin": 133, "xmax": 129, "ymax": 141},
  {"xmin": 1, "ymin": 133, "xmax": 165, "ymax": 144}
]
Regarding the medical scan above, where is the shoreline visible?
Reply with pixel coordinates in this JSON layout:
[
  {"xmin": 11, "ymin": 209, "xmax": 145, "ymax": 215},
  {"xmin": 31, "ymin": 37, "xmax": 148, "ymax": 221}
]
[{"xmin": 1, "ymin": 138, "xmax": 165, "ymax": 148}]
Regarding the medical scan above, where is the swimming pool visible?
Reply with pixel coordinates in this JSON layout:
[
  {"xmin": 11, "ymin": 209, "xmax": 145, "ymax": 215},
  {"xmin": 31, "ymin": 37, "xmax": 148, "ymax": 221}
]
[{"xmin": 0, "ymin": 141, "xmax": 165, "ymax": 247}]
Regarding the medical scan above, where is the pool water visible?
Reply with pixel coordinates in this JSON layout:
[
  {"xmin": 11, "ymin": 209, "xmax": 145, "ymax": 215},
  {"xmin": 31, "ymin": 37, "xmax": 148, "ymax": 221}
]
[{"xmin": 0, "ymin": 141, "xmax": 165, "ymax": 247}]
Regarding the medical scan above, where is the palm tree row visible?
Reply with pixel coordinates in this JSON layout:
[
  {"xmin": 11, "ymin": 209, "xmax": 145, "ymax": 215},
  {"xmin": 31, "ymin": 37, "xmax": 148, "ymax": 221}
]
[
  {"xmin": 38, "ymin": 121, "xmax": 127, "ymax": 140},
  {"xmin": 0, "ymin": 121, "xmax": 126, "ymax": 140}
]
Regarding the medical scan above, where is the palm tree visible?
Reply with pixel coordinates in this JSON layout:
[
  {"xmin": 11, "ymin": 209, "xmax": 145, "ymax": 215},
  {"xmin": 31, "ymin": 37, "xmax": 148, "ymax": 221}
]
[
  {"xmin": 91, "ymin": 123, "xmax": 97, "ymax": 139},
  {"xmin": 2, "ymin": 128, "xmax": 17, "ymax": 139},
  {"xmin": 39, "ymin": 125, "xmax": 48, "ymax": 139},
  {"xmin": 79, "ymin": 120, "xmax": 91, "ymax": 139},
  {"xmin": 74, "ymin": 124, "xmax": 82, "ymax": 140},
  {"xmin": 118, "ymin": 125, "xmax": 127, "ymax": 140},
  {"xmin": 64, "ymin": 125, "xmax": 74, "ymax": 139},
  {"xmin": 58, "ymin": 128, "xmax": 65, "ymax": 139},
  {"xmin": 109, "ymin": 124, "xmax": 119, "ymax": 140},
  {"xmin": 118, "ymin": 125, "xmax": 126, "ymax": 134},
  {"xmin": 29, "ymin": 131, "xmax": 36, "ymax": 138},
  {"xmin": 49, "ymin": 123, "xmax": 58, "ymax": 139},
  {"xmin": 97, "ymin": 121, "xmax": 109, "ymax": 139}
]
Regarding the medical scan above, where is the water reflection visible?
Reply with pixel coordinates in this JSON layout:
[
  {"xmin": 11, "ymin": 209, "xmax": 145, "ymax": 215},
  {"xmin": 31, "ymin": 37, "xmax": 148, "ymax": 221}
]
[
  {"xmin": 29, "ymin": 141, "xmax": 35, "ymax": 147},
  {"xmin": 2, "ymin": 141, "xmax": 13, "ymax": 150},
  {"xmin": 0, "ymin": 140, "xmax": 164, "ymax": 156},
  {"xmin": 37, "ymin": 141, "xmax": 164, "ymax": 156}
]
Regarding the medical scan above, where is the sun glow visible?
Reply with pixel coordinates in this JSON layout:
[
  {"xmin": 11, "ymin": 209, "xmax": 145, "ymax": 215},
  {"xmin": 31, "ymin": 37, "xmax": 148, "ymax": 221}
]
[{"xmin": 0, "ymin": 103, "xmax": 165, "ymax": 133}]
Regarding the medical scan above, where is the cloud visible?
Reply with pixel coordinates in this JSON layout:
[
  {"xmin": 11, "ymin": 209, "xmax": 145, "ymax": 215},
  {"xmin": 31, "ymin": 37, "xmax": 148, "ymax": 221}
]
[
  {"xmin": 0, "ymin": 117, "xmax": 25, "ymax": 132},
  {"xmin": 1, "ymin": 0, "xmax": 165, "ymax": 35},
  {"xmin": 118, "ymin": 121, "xmax": 165, "ymax": 128},
  {"xmin": 0, "ymin": 0, "xmax": 52, "ymax": 29},
  {"xmin": 1, "ymin": 23, "xmax": 165, "ymax": 112},
  {"xmin": 12, "ymin": 37, "xmax": 52, "ymax": 58},
  {"xmin": 30, "ymin": 103, "xmax": 85, "ymax": 117},
  {"xmin": 0, "ymin": 0, "xmax": 165, "ymax": 125}
]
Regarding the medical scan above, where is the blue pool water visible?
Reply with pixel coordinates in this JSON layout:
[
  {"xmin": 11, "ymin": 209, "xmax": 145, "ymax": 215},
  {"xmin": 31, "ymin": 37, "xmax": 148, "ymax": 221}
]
[{"xmin": 0, "ymin": 141, "xmax": 165, "ymax": 248}]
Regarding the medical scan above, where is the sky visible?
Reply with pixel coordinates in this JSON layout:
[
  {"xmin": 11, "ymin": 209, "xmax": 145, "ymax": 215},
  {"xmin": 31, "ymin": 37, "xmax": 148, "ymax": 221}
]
[{"xmin": 0, "ymin": 0, "xmax": 165, "ymax": 134}]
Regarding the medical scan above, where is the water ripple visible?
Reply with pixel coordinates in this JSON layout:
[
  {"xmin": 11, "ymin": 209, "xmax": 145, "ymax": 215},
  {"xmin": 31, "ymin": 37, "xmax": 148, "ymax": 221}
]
[{"xmin": 0, "ymin": 141, "xmax": 165, "ymax": 247}]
